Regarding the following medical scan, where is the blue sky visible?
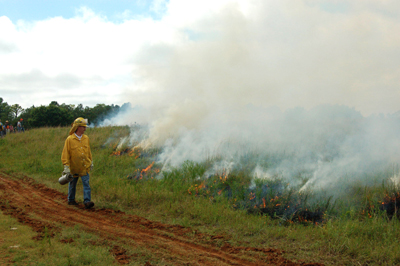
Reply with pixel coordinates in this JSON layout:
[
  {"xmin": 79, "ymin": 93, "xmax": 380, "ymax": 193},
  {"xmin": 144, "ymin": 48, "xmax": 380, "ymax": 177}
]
[{"xmin": 0, "ymin": 0, "xmax": 164, "ymax": 22}]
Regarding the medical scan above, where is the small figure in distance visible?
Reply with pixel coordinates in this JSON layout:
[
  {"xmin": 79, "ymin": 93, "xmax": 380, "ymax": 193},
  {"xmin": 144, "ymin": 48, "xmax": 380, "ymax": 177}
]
[
  {"xmin": 17, "ymin": 119, "xmax": 22, "ymax": 132},
  {"xmin": 0, "ymin": 120, "xmax": 3, "ymax": 137},
  {"xmin": 19, "ymin": 118, "xmax": 25, "ymax": 132}
]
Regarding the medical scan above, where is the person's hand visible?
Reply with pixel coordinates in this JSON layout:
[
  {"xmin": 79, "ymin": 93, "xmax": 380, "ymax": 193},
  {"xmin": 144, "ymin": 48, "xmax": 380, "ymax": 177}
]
[
  {"xmin": 90, "ymin": 162, "xmax": 94, "ymax": 171},
  {"xmin": 63, "ymin": 165, "xmax": 71, "ymax": 175}
]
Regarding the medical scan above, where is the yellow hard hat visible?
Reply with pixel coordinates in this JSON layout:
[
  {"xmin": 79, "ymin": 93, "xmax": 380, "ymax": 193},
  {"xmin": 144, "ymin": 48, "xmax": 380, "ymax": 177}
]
[{"xmin": 69, "ymin": 117, "xmax": 88, "ymax": 135}]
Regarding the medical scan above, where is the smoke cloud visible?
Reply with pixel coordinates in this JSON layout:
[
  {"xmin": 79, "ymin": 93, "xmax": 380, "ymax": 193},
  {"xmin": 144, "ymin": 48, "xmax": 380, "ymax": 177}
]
[{"xmin": 108, "ymin": 0, "xmax": 400, "ymax": 195}]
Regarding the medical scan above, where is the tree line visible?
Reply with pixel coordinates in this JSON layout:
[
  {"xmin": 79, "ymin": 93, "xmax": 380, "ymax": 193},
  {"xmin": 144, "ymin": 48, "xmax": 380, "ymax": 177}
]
[{"xmin": 0, "ymin": 98, "xmax": 130, "ymax": 129}]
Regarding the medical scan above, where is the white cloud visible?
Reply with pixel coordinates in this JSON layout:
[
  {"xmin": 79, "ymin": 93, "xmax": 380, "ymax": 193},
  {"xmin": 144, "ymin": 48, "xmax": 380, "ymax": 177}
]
[{"xmin": 0, "ymin": 6, "xmax": 182, "ymax": 108}]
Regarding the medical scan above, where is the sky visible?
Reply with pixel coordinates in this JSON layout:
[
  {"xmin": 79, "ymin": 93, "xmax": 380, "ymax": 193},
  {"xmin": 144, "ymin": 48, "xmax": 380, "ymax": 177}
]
[{"xmin": 0, "ymin": 0, "xmax": 400, "ymax": 115}]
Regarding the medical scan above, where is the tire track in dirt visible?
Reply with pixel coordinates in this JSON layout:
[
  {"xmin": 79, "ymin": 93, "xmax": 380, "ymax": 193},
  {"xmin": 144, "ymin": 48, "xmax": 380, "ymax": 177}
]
[{"xmin": 0, "ymin": 173, "xmax": 323, "ymax": 266}]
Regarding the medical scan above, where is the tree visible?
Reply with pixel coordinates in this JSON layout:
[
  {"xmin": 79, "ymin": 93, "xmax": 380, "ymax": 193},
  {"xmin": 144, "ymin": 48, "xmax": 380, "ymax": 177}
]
[
  {"xmin": 0, "ymin": 98, "xmax": 11, "ymax": 121},
  {"xmin": 30, "ymin": 105, "xmax": 72, "ymax": 127},
  {"xmin": 73, "ymin": 104, "xmax": 84, "ymax": 119},
  {"xmin": 20, "ymin": 105, "xmax": 34, "ymax": 129},
  {"xmin": 2, "ymin": 101, "xmax": 125, "ymax": 128},
  {"xmin": 10, "ymin": 104, "xmax": 24, "ymax": 118}
]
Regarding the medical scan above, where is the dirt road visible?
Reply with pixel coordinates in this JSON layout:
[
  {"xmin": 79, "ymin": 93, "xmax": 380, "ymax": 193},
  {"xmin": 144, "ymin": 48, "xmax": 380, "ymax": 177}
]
[{"xmin": 0, "ymin": 173, "xmax": 323, "ymax": 265}]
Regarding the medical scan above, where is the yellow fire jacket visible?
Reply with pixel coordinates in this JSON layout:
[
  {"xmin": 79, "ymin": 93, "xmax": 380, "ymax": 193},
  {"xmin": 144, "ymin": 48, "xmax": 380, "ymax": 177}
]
[{"xmin": 61, "ymin": 134, "xmax": 92, "ymax": 177}]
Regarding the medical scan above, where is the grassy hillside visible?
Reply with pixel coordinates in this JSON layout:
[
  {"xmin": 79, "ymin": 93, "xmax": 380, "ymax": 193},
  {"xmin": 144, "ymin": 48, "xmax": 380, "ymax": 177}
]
[{"xmin": 1, "ymin": 127, "xmax": 400, "ymax": 265}]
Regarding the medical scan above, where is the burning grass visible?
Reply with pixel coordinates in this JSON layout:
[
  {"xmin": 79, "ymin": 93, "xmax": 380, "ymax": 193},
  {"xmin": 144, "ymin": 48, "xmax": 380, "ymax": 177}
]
[
  {"xmin": 106, "ymin": 137, "xmax": 397, "ymax": 226},
  {"xmin": 380, "ymin": 192, "xmax": 400, "ymax": 219},
  {"xmin": 359, "ymin": 191, "xmax": 400, "ymax": 220},
  {"xmin": 187, "ymin": 171, "xmax": 330, "ymax": 225},
  {"xmin": 110, "ymin": 146, "xmax": 159, "ymax": 159},
  {"xmin": 104, "ymin": 133, "xmax": 400, "ymax": 228},
  {"xmin": 127, "ymin": 162, "xmax": 161, "ymax": 180},
  {"xmin": 108, "ymin": 144, "xmax": 162, "ymax": 180}
]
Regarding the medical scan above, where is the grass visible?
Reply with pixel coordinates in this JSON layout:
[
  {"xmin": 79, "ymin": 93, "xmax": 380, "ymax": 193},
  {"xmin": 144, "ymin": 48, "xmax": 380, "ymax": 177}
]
[
  {"xmin": 0, "ymin": 211, "xmax": 119, "ymax": 265},
  {"xmin": 1, "ymin": 127, "xmax": 400, "ymax": 265}
]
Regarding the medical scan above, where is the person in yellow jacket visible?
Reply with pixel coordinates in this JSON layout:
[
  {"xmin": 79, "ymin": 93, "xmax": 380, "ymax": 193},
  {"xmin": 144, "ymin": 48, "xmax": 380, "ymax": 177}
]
[{"xmin": 61, "ymin": 117, "xmax": 94, "ymax": 209}]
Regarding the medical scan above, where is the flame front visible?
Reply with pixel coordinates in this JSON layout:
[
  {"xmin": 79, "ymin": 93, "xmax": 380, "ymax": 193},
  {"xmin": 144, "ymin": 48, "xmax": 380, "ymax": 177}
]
[{"xmin": 141, "ymin": 162, "xmax": 155, "ymax": 174}]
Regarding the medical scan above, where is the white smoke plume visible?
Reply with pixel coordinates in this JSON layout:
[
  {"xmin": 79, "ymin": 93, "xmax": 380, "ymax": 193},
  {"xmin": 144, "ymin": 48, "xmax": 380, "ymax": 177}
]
[{"xmin": 108, "ymin": 0, "xmax": 400, "ymax": 195}]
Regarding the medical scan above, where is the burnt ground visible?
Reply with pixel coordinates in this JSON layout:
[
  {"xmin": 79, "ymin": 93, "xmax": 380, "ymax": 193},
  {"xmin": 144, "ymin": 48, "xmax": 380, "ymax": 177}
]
[{"xmin": 0, "ymin": 173, "xmax": 323, "ymax": 266}]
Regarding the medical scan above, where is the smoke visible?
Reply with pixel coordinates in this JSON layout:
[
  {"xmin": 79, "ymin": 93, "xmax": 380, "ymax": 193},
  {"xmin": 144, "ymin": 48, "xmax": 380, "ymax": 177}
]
[{"xmin": 108, "ymin": 0, "xmax": 400, "ymax": 196}]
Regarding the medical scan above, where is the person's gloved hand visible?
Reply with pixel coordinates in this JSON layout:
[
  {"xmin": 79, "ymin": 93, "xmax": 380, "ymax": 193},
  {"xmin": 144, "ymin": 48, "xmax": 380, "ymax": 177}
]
[
  {"xmin": 90, "ymin": 162, "xmax": 94, "ymax": 171},
  {"xmin": 63, "ymin": 165, "xmax": 71, "ymax": 175}
]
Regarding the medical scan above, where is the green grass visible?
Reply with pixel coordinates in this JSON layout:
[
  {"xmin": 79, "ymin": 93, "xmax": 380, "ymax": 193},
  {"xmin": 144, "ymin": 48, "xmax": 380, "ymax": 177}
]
[
  {"xmin": 0, "ymin": 212, "xmax": 119, "ymax": 265},
  {"xmin": 1, "ymin": 127, "xmax": 400, "ymax": 265}
]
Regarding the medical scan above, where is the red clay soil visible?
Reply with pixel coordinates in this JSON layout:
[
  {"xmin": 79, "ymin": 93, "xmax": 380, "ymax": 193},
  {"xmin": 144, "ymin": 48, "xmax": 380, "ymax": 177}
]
[{"xmin": 0, "ymin": 173, "xmax": 324, "ymax": 266}]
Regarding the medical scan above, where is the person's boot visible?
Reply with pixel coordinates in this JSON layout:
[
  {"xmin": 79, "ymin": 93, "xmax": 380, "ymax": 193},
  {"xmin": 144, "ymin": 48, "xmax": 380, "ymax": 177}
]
[
  {"xmin": 84, "ymin": 201, "xmax": 94, "ymax": 209},
  {"xmin": 68, "ymin": 200, "xmax": 78, "ymax": 206}
]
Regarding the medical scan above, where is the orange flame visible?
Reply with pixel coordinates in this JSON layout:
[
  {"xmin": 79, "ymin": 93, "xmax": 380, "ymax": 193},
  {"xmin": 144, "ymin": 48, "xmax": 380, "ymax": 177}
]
[
  {"xmin": 198, "ymin": 182, "xmax": 205, "ymax": 189},
  {"xmin": 249, "ymin": 192, "xmax": 255, "ymax": 200},
  {"xmin": 141, "ymin": 162, "xmax": 154, "ymax": 173}
]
